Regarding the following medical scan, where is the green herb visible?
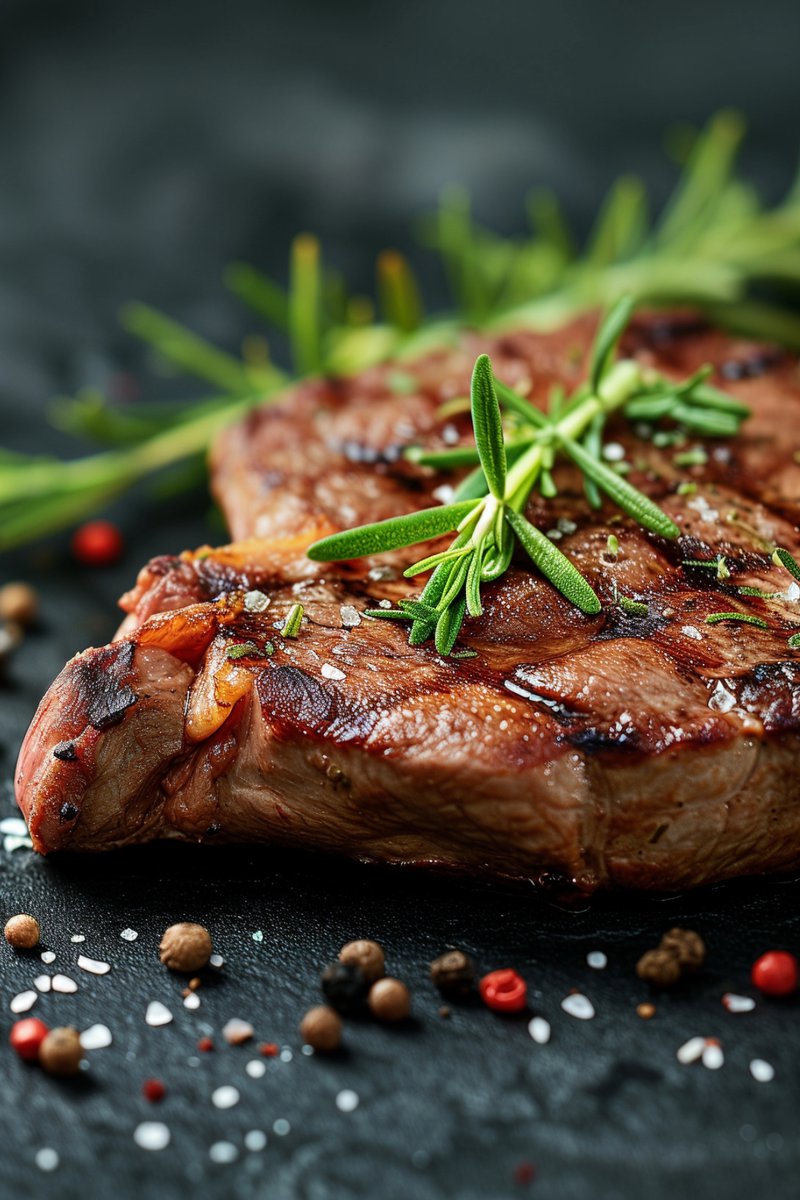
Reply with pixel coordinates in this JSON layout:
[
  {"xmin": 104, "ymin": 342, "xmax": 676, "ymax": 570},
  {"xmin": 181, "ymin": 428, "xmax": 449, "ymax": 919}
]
[
  {"xmin": 705, "ymin": 612, "xmax": 769, "ymax": 628},
  {"xmin": 737, "ymin": 586, "xmax": 780, "ymax": 598},
  {"xmin": 772, "ymin": 548, "xmax": 800, "ymax": 582},
  {"xmin": 606, "ymin": 534, "xmax": 619, "ymax": 559},
  {"xmin": 673, "ymin": 447, "xmax": 708, "ymax": 467},
  {"xmin": 309, "ymin": 298, "xmax": 748, "ymax": 652},
  {"xmin": 3, "ymin": 111, "xmax": 799, "ymax": 552},
  {"xmin": 282, "ymin": 603, "xmax": 304, "ymax": 638},
  {"xmin": 617, "ymin": 594, "xmax": 649, "ymax": 617},
  {"xmin": 788, "ymin": 633, "xmax": 800, "ymax": 649},
  {"xmin": 225, "ymin": 641, "xmax": 267, "ymax": 660},
  {"xmin": 676, "ymin": 482, "xmax": 697, "ymax": 496},
  {"xmin": 682, "ymin": 557, "xmax": 730, "ymax": 580}
]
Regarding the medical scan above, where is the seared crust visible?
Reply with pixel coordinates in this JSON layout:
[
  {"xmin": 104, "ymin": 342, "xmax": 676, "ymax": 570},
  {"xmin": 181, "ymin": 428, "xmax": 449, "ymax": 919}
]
[{"xmin": 14, "ymin": 312, "xmax": 800, "ymax": 891}]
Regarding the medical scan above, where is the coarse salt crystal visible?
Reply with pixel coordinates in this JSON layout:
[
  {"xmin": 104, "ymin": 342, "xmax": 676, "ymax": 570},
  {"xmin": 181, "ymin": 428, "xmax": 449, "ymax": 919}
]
[
  {"xmin": 335, "ymin": 1090, "xmax": 360, "ymax": 1113},
  {"xmin": 211, "ymin": 1085, "xmax": 240, "ymax": 1109},
  {"xmin": 432, "ymin": 484, "xmax": 456, "ymax": 505},
  {"xmin": 10, "ymin": 990, "xmax": 37, "ymax": 1014},
  {"xmin": 244, "ymin": 590, "xmax": 270, "ymax": 613},
  {"xmin": 52, "ymin": 975, "xmax": 78, "ymax": 994},
  {"xmin": 80, "ymin": 1024, "xmax": 113, "ymax": 1050},
  {"xmin": 321, "ymin": 663, "xmax": 346, "ymax": 682},
  {"xmin": 602, "ymin": 442, "xmax": 626, "ymax": 462},
  {"xmin": 40, "ymin": 950, "xmax": 56, "ymax": 964},
  {"xmin": 677, "ymin": 1036, "xmax": 706, "ymax": 1064},
  {"xmin": 702, "ymin": 1041, "xmax": 724, "ymax": 1070},
  {"xmin": 340, "ymin": 605, "xmax": 362, "ymax": 628},
  {"xmin": 244, "ymin": 1130, "xmax": 267, "ymax": 1152},
  {"xmin": 209, "ymin": 1141, "xmax": 238, "ymax": 1164},
  {"xmin": 4, "ymin": 835, "xmax": 32, "ymax": 852},
  {"xmin": 145, "ymin": 1001, "xmax": 173, "ymax": 1027},
  {"xmin": 78, "ymin": 955, "xmax": 111, "ymax": 976},
  {"xmin": 273, "ymin": 1119, "xmax": 291, "ymax": 1136},
  {"xmin": 35, "ymin": 1148, "xmax": 59, "ymax": 1172},
  {"xmin": 708, "ymin": 681, "xmax": 736, "ymax": 714},
  {"xmin": 682, "ymin": 625, "xmax": 702, "ymax": 641},
  {"xmin": 223, "ymin": 1018, "xmax": 253, "ymax": 1045},
  {"xmin": 120, "ymin": 929, "xmax": 138, "ymax": 941},
  {"xmin": 246, "ymin": 1059, "xmax": 266, "ymax": 1079},
  {"xmin": 70, "ymin": 934, "xmax": 85, "ymax": 944},
  {"xmin": 0, "ymin": 817, "xmax": 28, "ymax": 836},
  {"xmin": 133, "ymin": 1122, "xmax": 170, "ymax": 1151},
  {"xmin": 280, "ymin": 1047, "xmax": 293, "ymax": 1062},
  {"xmin": 209, "ymin": 953, "xmax": 224, "ymax": 969},
  {"xmin": 722, "ymin": 993, "xmax": 756, "ymax": 1014},
  {"xmin": 183, "ymin": 993, "xmax": 200, "ymax": 1010},
  {"xmin": 586, "ymin": 951, "xmax": 607, "ymax": 970},
  {"xmin": 252, "ymin": 930, "xmax": 263, "ymax": 942},
  {"xmin": 750, "ymin": 1058, "xmax": 775, "ymax": 1082},
  {"xmin": 34, "ymin": 976, "xmax": 51, "ymax": 993},
  {"xmin": 528, "ymin": 1017, "xmax": 551, "ymax": 1044},
  {"xmin": 561, "ymin": 993, "xmax": 595, "ymax": 1020}
]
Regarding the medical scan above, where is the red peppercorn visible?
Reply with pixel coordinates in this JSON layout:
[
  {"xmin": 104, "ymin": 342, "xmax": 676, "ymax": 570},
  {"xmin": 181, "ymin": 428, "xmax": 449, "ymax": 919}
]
[
  {"xmin": 72, "ymin": 520, "xmax": 124, "ymax": 567},
  {"xmin": 751, "ymin": 950, "xmax": 798, "ymax": 997},
  {"xmin": 259, "ymin": 1042, "xmax": 279, "ymax": 1057},
  {"xmin": 142, "ymin": 1078, "xmax": 166, "ymax": 1103},
  {"xmin": 513, "ymin": 1161, "xmax": 537, "ymax": 1186},
  {"xmin": 10, "ymin": 1017, "xmax": 49, "ymax": 1062},
  {"xmin": 479, "ymin": 968, "xmax": 527, "ymax": 1013},
  {"xmin": 197, "ymin": 1037, "xmax": 214, "ymax": 1052}
]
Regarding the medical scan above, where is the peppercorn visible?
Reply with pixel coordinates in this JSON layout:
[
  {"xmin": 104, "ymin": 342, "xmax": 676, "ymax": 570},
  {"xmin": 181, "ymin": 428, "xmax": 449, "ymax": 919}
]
[
  {"xmin": 197, "ymin": 1037, "xmax": 214, "ymax": 1053},
  {"xmin": 72, "ymin": 520, "xmax": 124, "ymax": 567},
  {"xmin": 10, "ymin": 1017, "xmax": 49, "ymax": 1062},
  {"xmin": 368, "ymin": 977, "xmax": 411, "ymax": 1022},
  {"xmin": 259, "ymin": 1042, "xmax": 278, "ymax": 1057},
  {"xmin": 0, "ymin": 582, "xmax": 38, "ymax": 628},
  {"xmin": 321, "ymin": 961, "xmax": 368, "ymax": 1013},
  {"xmin": 479, "ymin": 969, "xmax": 527, "ymax": 1013},
  {"xmin": 635, "ymin": 948, "xmax": 682, "ymax": 987},
  {"xmin": 39, "ymin": 1027, "xmax": 82, "ymax": 1076},
  {"xmin": 659, "ymin": 928, "xmax": 706, "ymax": 972},
  {"xmin": 158, "ymin": 922, "xmax": 212, "ymax": 973},
  {"xmin": 339, "ymin": 939, "xmax": 385, "ymax": 984},
  {"xmin": 4, "ymin": 913, "xmax": 41, "ymax": 950},
  {"xmin": 751, "ymin": 950, "xmax": 798, "ymax": 997},
  {"xmin": 636, "ymin": 1002, "xmax": 657, "ymax": 1020},
  {"xmin": 300, "ymin": 1006, "xmax": 343, "ymax": 1052},
  {"xmin": 430, "ymin": 949, "xmax": 475, "ymax": 997},
  {"xmin": 142, "ymin": 1079, "xmax": 166, "ymax": 1103}
]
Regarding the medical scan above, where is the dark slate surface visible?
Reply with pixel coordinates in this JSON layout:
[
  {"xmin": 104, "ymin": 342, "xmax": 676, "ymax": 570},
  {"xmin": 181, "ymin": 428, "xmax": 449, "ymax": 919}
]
[{"xmin": 2, "ymin": 2, "xmax": 800, "ymax": 1196}]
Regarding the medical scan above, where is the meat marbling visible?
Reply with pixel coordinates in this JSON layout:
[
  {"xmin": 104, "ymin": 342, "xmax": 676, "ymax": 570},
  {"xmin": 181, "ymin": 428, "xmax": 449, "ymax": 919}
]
[{"xmin": 14, "ymin": 313, "xmax": 800, "ymax": 891}]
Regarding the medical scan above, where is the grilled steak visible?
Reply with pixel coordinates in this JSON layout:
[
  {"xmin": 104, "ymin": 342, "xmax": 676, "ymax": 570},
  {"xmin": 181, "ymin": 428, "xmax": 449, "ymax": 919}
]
[{"xmin": 15, "ymin": 313, "xmax": 800, "ymax": 891}]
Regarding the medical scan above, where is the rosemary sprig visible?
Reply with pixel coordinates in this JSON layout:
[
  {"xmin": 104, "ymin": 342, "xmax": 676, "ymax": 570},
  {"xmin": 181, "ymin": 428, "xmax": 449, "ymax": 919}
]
[
  {"xmin": 3, "ymin": 112, "xmax": 800, "ymax": 552},
  {"xmin": 308, "ymin": 298, "xmax": 749, "ymax": 652}
]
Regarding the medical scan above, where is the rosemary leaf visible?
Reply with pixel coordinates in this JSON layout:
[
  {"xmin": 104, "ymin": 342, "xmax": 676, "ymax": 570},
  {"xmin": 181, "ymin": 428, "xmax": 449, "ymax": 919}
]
[
  {"xmin": 282, "ymin": 603, "xmax": 304, "ymax": 638},
  {"xmin": 788, "ymin": 633, "xmax": 800, "ymax": 650},
  {"xmin": 705, "ymin": 612, "xmax": 769, "ymax": 628},
  {"xmin": 307, "ymin": 500, "xmax": 480, "ymax": 562},
  {"xmin": 559, "ymin": 434, "xmax": 680, "ymax": 539},
  {"xmin": 505, "ymin": 508, "xmax": 601, "ymax": 614},
  {"xmin": 435, "ymin": 595, "xmax": 466, "ymax": 656},
  {"xmin": 470, "ymin": 355, "xmax": 506, "ymax": 500},
  {"xmin": 617, "ymin": 595, "xmax": 649, "ymax": 617},
  {"xmin": 589, "ymin": 295, "xmax": 636, "ymax": 393},
  {"xmin": 773, "ymin": 548, "xmax": 800, "ymax": 581}
]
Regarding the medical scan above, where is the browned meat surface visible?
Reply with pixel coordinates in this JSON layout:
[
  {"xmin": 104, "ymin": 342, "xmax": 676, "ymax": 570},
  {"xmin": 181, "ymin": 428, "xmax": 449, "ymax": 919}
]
[{"xmin": 15, "ymin": 313, "xmax": 800, "ymax": 891}]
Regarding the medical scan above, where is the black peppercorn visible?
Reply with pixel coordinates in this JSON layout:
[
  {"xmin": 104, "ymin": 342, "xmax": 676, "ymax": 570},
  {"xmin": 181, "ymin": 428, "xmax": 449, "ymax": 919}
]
[
  {"xmin": 321, "ymin": 961, "xmax": 368, "ymax": 1013},
  {"xmin": 430, "ymin": 950, "xmax": 475, "ymax": 997}
]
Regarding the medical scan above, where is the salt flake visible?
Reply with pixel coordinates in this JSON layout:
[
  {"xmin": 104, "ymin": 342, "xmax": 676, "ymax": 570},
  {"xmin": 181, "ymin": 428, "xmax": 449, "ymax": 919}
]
[
  {"xmin": 708, "ymin": 681, "xmax": 736, "ymax": 714},
  {"xmin": 340, "ymin": 605, "xmax": 362, "ymax": 629},
  {"xmin": 209, "ymin": 1141, "xmax": 238, "ymax": 1164},
  {"xmin": 561, "ymin": 993, "xmax": 595, "ymax": 1020},
  {"xmin": 34, "ymin": 975, "xmax": 51, "ymax": 993},
  {"xmin": 244, "ymin": 590, "xmax": 270, "ymax": 613},
  {"xmin": 40, "ymin": 950, "xmax": 56, "ymax": 964},
  {"xmin": 750, "ymin": 1058, "xmax": 775, "ymax": 1083},
  {"xmin": 10, "ymin": 990, "xmax": 37, "ymax": 1014},
  {"xmin": 70, "ymin": 934, "xmax": 86, "ymax": 944},
  {"xmin": 211, "ymin": 1085, "xmax": 240, "ymax": 1109},
  {"xmin": 120, "ymin": 928, "xmax": 138, "ymax": 942},
  {"xmin": 244, "ymin": 1130, "xmax": 267, "ymax": 1152},
  {"xmin": 0, "ymin": 817, "xmax": 28, "ymax": 836},
  {"xmin": 80, "ymin": 1024, "xmax": 113, "ymax": 1050},
  {"xmin": 52, "ymin": 975, "xmax": 78, "ymax": 994},
  {"xmin": 586, "ymin": 951, "xmax": 607, "ymax": 970},
  {"xmin": 183, "ymin": 992, "xmax": 200, "ymax": 1010},
  {"xmin": 677, "ymin": 1036, "xmax": 706, "ymax": 1064},
  {"xmin": 321, "ymin": 663, "xmax": 346, "ymax": 682},
  {"xmin": 722, "ymin": 993, "xmax": 756, "ymax": 1014},
  {"xmin": 78, "ymin": 955, "xmax": 111, "ymax": 976},
  {"xmin": 702, "ymin": 1041, "xmax": 724, "ymax": 1070},
  {"xmin": 528, "ymin": 1016, "xmax": 551, "ymax": 1044},
  {"xmin": 133, "ymin": 1122, "xmax": 170, "ymax": 1151},
  {"xmin": 35, "ymin": 1148, "xmax": 59, "ymax": 1172},
  {"xmin": 145, "ymin": 1001, "xmax": 173, "ymax": 1027},
  {"xmin": 246, "ymin": 1059, "xmax": 266, "ymax": 1079}
]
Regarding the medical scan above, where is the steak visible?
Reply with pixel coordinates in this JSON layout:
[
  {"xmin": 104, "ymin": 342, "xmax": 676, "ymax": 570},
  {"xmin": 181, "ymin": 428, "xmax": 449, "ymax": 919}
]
[{"xmin": 14, "ymin": 313, "xmax": 800, "ymax": 892}]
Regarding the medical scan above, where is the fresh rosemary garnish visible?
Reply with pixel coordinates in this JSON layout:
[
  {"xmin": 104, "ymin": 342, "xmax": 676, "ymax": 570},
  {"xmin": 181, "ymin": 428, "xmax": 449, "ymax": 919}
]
[
  {"xmin": 282, "ymin": 603, "xmax": 304, "ymax": 638},
  {"xmin": 789, "ymin": 633, "xmax": 800, "ymax": 650},
  {"xmin": 682, "ymin": 557, "xmax": 731, "ymax": 580},
  {"xmin": 225, "ymin": 640, "xmax": 274, "ymax": 660},
  {"xmin": 308, "ymin": 298, "xmax": 749, "ymax": 652},
  {"xmin": 705, "ymin": 612, "xmax": 769, "ymax": 628},
  {"xmin": 3, "ymin": 112, "xmax": 800, "ymax": 552},
  {"xmin": 773, "ymin": 548, "xmax": 800, "ymax": 582}
]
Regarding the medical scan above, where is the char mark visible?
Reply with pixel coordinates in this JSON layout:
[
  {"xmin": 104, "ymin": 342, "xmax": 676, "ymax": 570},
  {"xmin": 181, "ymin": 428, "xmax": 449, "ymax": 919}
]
[{"xmin": 73, "ymin": 641, "xmax": 138, "ymax": 730}]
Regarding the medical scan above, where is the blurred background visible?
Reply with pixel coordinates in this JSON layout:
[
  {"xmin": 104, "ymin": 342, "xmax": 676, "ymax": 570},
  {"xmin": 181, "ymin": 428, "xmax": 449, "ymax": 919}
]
[{"xmin": 2, "ymin": 0, "xmax": 800, "ymax": 443}]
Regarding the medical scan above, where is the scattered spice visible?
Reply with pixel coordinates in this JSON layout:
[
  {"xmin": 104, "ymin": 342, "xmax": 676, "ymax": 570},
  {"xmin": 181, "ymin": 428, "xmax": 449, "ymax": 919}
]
[
  {"xmin": 145, "ymin": 1001, "xmax": 173, "ymax": 1027},
  {"xmin": 338, "ymin": 939, "xmax": 385, "ymax": 984},
  {"xmin": 430, "ymin": 950, "xmax": 475, "ymax": 998},
  {"xmin": 282, "ymin": 603, "xmax": 304, "ymax": 638},
  {"xmin": 77, "ymin": 955, "xmax": 111, "ymax": 976},
  {"xmin": 4, "ymin": 913, "xmax": 41, "ymax": 950},
  {"xmin": 158, "ymin": 922, "xmax": 212, "ymax": 973},
  {"xmin": 479, "ymin": 969, "xmax": 527, "ymax": 1014},
  {"xmin": 10, "ymin": 989, "xmax": 38, "ymax": 1013},
  {"xmin": 222, "ymin": 1019, "xmax": 254, "ymax": 1046},
  {"xmin": 659, "ymin": 928, "xmax": 706, "ymax": 972},
  {"xmin": 751, "ymin": 950, "xmax": 798, "ymax": 997},
  {"xmin": 10, "ymin": 1017, "xmax": 49, "ymax": 1061},
  {"xmin": 528, "ymin": 1016, "xmax": 551, "ymax": 1044},
  {"xmin": 197, "ymin": 1037, "xmax": 214, "ymax": 1053},
  {"xmin": 72, "ymin": 520, "xmax": 124, "ymax": 567},
  {"xmin": 142, "ymin": 1079, "xmax": 166, "ymax": 1103},
  {"xmin": 321, "ymin": 961, "xmax": 368, "ymax": 1013},
  {"xmin": 80, "ymin": 1024, "xmax": 112, "ymax": 1050},
  {"xmin": 39, "ymin": 1027, "xmax": 83, "ymax": 1076},
  {"xmin": 259, "ymin": 1042, "xmax": 278, "ymax": 1057},
  {"xmin": 513, "ymin": 1162, "xmax": 537, "ymax": 1186},
  {"xmin": 561, "ymin": 992, "xmax": 595, "ymax": 1020},
  {"xmin": 368, "ymin": 978, "xmax": 411, "ymax": 1022},
  {"xmin": 636, "ymin": 1002, "xmax": 656, "ymax": 1020},
  {"xmin": 636, "ymin": 948, "xmax": 682, "ymax": 987},
  {"xmin": 299, "ymin": 1006, "xmax": 342, "ymax": 1052},
  {"xmin": 0, "ymin": 582, "xmax": 38, "ymax": 627}
]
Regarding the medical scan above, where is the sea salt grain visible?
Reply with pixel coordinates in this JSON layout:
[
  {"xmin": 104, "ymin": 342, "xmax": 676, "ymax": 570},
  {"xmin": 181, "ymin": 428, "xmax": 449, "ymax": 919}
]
[
  {"xmin": 244, "ymin": 1130, "xmax": 267, "ymax": 1152},
  {"xmin": 708, "ymin": 681, "xmax": 736, "ymax": 714},
  {"xmin": 209, "ymin": 1142, "xmax": 238, "ymax": 1164},
  {"xmin": 682, "ymin": 625, "xmax": 703, "ymax": 641},
  {"xmin": 340, "ymin": 605, "xmax": 362, "ymax": 628},
  {"xmin": 10, "ymin": 990, "xmax": 37, "ymax": 1014},
  {"xmin": 0, "ymin": 817, "xmax": 28, "ymax": 836},
  {"xmin": 586, "ymin": 951, "xmax": 608, "ymax": 970},
  {"xmin": 321, "ymin": 663, "xmax": 346, "ymax": 682},
  {"xmin": 211, "ymin": 1086, "xmax": 240, "ymax": 1110},
  {"xmin": 244, "ymin": 590, "xmax": 270, "ymax": 613},
  {"xmin": 70, "ymin": 935, "xmax": 86, "ymax": 944},
  {"xmin": 336, "ymin": 1089, "xmax": 360, "ymax": 1112},
  {"xmin": 677, "ymin": 1036, "xmax": 706, "ymax": 1064},
  {"xmin": 750, "ymin": 1059, "xmax": 775, "ymax": 1083},
  {"xmin": 35, "ymin": 1149, "xmax": 59, "ymax": 1172},
  {"xmin": 145, "ymin": 1001, "xmax": 173, "ymax": 1027},
  {"xmin": 528, "ymin": 1017, "xmax": 551, "ymax": 1044},
  {"xmin": 134, "ymin": 1123, "xmax": 170, "ymax": 1151},
  {"xmin": 183, "ymin": 993, "xmax": 200, "ymax": 1010},
  {"xmin": 78, "ymin": 955, "xmax": 111, "ymax": 976},
  {"xmin": 722, "ymin": 993, "xmax": 756, "ymax": 1014},
  {"xmin": 40, "ymin": 951, "xmax": 56, "ymax": 965},
  {"xmin": 80, "ymin": 1024, "xmax": 113, "ymax": 1050},
  {"xmin": 273, "ymin": 1119, "xmax": 291, "ymax": 1136},
  {"xmin": 120, "ymin": 929, "xmax": 138, "ymax": 942},
  {"xmin": 34, "ymin": 976, "xmax": 51, "ymax": 993},
  {"xmin": 561, "ymin": 993, "xmax": 595, "ymax": 1020},
  {"xmin": 209, "ymin": 953, "xmax": 224, "ymax": 969},
  {"xmin": 702, "ymin": 1041, "xmax": 724, "ymax": 1070},
  {"xmin": 246, "ymin": 1059, "xmax": 266, "ymax": 1079},
  {"xmin": 52, "ymin": 975, "xmax": 78, "ymax": 994}
]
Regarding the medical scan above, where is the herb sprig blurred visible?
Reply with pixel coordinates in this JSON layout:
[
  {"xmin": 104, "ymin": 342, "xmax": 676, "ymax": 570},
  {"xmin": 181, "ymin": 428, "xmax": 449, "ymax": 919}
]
[{"xmin": 2, "ymin": 111, "xmax": 800, "ymax": 551}]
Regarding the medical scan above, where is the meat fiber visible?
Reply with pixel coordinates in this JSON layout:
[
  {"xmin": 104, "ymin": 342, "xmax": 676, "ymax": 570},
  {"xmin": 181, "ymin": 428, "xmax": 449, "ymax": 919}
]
[{"xmin": 15, "ymin": 313, "xmax": 800, "ymax": 891}]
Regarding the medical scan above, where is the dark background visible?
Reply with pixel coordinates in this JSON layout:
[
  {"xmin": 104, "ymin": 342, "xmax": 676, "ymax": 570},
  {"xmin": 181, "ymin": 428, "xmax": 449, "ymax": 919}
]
[{"xmin": 1, "ymin": 2, "xmax": 800, "ymax": 1197}]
